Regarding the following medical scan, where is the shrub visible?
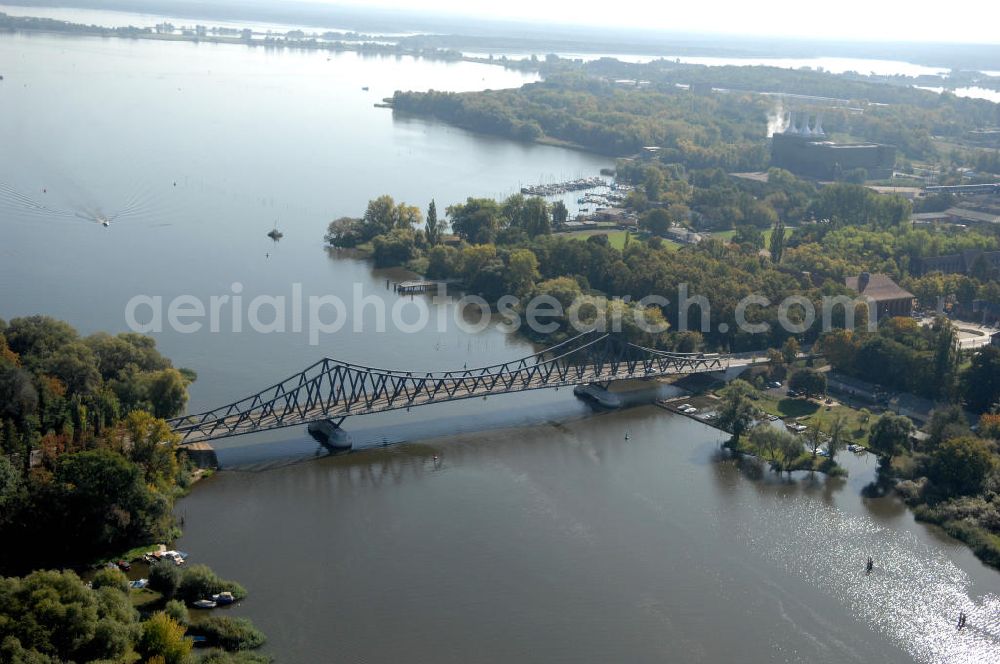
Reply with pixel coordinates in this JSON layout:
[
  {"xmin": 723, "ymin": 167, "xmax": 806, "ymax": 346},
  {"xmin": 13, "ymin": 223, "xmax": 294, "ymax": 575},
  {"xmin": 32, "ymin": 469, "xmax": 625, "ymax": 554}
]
[
  {"xmin": 176, "ymin": 564, "xmax": 246, "ymax": 604},
  {"xmin": 163, "ymin": 599, "xmax": 189, "ymax": 627},
  {"xmin": 200, "ymin": 649, "xmax": 274, "ymax": 663},
  {"xmin": 137, "ymin": 612, "xmax": 191, "ymax": 664},
  {"xmin": 91, "ymin": 567, "xmax": 128, "ymax": 593},
  {"xmin": 195, "ymin": 616, "xmax": 266, "ymax": 651},
  {"xmin": 148, "ymin": 560, "xmax": 181, "ymax": 598}
]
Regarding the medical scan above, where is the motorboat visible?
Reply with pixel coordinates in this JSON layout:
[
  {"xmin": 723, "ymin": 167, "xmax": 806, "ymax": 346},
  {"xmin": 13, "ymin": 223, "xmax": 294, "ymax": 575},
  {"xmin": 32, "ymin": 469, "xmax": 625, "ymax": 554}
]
[
  {"xmin": 193, "ymin": 599, "xmax": 217, "ymax": 609},
  {"xmin": 212, "ymin": 591, "xmax": 235, "ymax": 605}
]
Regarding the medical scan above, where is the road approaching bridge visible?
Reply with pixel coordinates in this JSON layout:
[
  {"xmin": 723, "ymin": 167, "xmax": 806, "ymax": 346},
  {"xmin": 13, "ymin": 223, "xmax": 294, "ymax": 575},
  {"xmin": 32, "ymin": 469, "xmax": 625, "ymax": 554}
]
[{"xmin": 168, "ymin": 330, "xmax": 740, "ymax": 445}]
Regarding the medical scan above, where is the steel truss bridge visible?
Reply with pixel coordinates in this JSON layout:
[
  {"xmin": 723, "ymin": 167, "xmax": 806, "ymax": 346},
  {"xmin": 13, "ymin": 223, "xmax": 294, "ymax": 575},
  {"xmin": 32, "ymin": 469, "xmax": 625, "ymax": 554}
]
[{"xmin": 168, "ymin": 331, "xmax": 730, "ymax": 445}]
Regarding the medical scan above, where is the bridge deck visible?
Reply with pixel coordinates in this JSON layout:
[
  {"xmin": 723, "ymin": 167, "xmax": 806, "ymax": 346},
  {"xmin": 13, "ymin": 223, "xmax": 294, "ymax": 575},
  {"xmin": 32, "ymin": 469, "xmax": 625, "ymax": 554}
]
[{"xmin": 169, "ymin": 332, "xmax": 743, "ymax": 445}]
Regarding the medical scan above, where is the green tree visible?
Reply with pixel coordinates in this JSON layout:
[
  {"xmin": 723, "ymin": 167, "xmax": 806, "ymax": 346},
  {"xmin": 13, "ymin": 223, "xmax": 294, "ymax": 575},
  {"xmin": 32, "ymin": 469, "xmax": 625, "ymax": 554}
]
[
  {"xmin": 766, "ymin": 348, "xmax": 787, "ymax": 380},
  {"xmin": 640, "ymin": 208, "xmax": 671, "ymax": 235},
  {"xmin": 447, "ymin": 198, "xmax": 504, "ymax": 244},
  {"xmin": 675, "ymin": 331, "xmax": 703, "ymax": 353},
  {"xmin": 777, "ymin": 432, "xmax": 804, "ymax": 475},
  {"xmin": 371, "ymin": 228, "xmax": 418, "ymax": 267},
  {"xmin": 962, "ymin": 346, "xmax": 1000, "ymax": 413},
  {"xmin": 868, "ymin": 413, "xmax": 914, "ymax": 459},
  {"xmin": 138, "ymin": 612, "xmax": 191, "ymax": 664},
  {"xmin": 197, "ymin": 616, "xmax": 267, "ymax": 651},
  {"xmin": 0, "ymin": 569, "xmax": 139, "ymax": 663},
  {"xmin": 91, "ymin": 567, "xmax": 129, "ymax": 593},
  {"xmin": 551, "ymin": 200, "xmax": 569, "ymax": 227},
  {"xmin": 506, "ymin": 248, "xmax": 540, "ymax": 295},
  {"xmin": 425, "ymin": 199, "xmax": 440, "ymax": 246},
  {"xmin": 789, "ymin": 368, "xmax": 826, "ymax": 398},
  {"xmin": 44, "ymin": 342, "xmax": 100, "ymax": 396},
  {"xmin": 359, "ymin": 196, "xmax": 421, "ymax": 240},
  {"xmin": 769, "ymin": 218, "xmax": 786, "ymax": 263},
  {"xmin": 142, "ymin": 368, "xmax": 190, "ymax": 418},
  {"xmin": 361, "ymin": 195, "xmax": 397, "ymax": 237},
  {"xmin": 521, "ymin": 197, "xmax": 551, "ymax": 237},
  {"xmin": 324, "ymin": 216, "xmax": 365, "ymax": 247},
  {"xmin": 926, "ymin": 405, "xmax": 970, "ymax": 449},
  {"xmin": 0, "ymin": 456, "xmax": 23, "ymax": 519},
  {"xmin": 817, "ymin": 329, "xmax": 860, "ymax": 370},
  {"xmin": 124, "ymin": 411, "xmax": 180, "ymax": 487},
  {"xmin": 733, "ymin": 224, "xmax": 763, "ymax": 251},
  {"xmin": 715, "ymin": 379, "xmax": 761, "ymax": 446},
  {"xmin": 148, "ymin": 560, "xmax": 182, "ymax": 598},
  {"xmin": 4, "ymin": 316, "xmax": 77, "ymax": 365},
  {"xmin": 666, "ymin": 203, "xmax": 691, "ymax": 226},
  {"xmin": 805, "ymin": 424, "xmax": 824, "ymax": 458},
  {"xmin": 931, "ymin": 318, "xmax": 959, "ymax": 402},
  {"xmin": 176, "ymin": 565, "xmax": 247, "ymax": 604},
  {"xmin": 927, "ymin": 436, "xmax": 995, "ymax": 496},
  {"xmin": 781, "ymin": 337, "xmax": 800, "ymax": 365},
  {"xmin": 163, "ymin": 600, "xmax": 190, "ymax": 628},
  {"xmin": 644, "ymin": 167, "xmax": 665, "ymax": 201},
  {"xmin": 827, "ymin": 414, "xmax": 847, "ymax": 463},
  {"xmin": 52, "ymin": 449, "xmax": 167, "ymax": 560}
]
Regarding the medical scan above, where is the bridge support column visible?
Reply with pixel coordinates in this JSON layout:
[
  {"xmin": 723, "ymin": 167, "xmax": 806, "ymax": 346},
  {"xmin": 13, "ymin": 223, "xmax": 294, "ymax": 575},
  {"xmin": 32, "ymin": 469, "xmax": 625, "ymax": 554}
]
[
  {"xmin": 572, "ymin": 384, "xmax": 622, "ymax": 409},
  {"xmin": 307, "ymin": 417, "xmax": 352, "ymax": 450}
]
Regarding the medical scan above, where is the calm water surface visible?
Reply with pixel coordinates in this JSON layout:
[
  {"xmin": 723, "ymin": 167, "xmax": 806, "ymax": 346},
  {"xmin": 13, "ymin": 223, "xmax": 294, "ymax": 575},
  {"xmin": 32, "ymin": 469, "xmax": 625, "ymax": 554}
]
[
  {"xmin": 0, "ymin": 31, "xmax": 608, "ymax": 410},
  {"xmin": 177, "ymin": 410, "xmax": 1000, "ymax": 663},
  {"xmin": 3, "ymin": 30, "xmax": 1000, "ymax": 664}
]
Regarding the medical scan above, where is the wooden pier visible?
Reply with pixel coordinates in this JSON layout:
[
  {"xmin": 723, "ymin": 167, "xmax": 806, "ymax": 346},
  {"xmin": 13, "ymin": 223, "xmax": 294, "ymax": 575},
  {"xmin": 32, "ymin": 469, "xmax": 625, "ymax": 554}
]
[{"xmin": 394, "ymin": 280, "xmax": 442, "ymax": 294}]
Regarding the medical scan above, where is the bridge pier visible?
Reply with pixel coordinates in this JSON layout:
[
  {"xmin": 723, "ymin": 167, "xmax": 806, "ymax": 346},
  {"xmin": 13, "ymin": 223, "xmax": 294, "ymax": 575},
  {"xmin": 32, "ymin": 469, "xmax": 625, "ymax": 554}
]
[
  {"xmin": 169, "ymin": 330, "xmax": 733, "ymax": 445},
  {"xmin": 573, "ymin": 384, "xmax": 622, "ymax": 409},
  {"xmin": 307, "ymin": 417, "xmax": 352, "ymax": 450}
]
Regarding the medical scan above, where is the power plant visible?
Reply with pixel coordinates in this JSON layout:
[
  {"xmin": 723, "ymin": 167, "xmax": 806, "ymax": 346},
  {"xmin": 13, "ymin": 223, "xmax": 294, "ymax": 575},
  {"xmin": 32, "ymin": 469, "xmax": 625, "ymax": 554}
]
[{"xmin": 770, "ymin": 110, "xmax": 895, "ymax": 180}]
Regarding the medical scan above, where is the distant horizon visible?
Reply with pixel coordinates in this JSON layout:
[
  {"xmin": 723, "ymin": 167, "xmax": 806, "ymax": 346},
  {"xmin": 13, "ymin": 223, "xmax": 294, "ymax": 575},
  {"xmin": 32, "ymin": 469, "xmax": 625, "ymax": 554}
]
[
  {"xmin": 4, "ymin": 0, "xmax": 1000, "ymax": 48},
  {"xmin": 275, "ymin": 0, "xmax": 1000, "ymax": 45}
]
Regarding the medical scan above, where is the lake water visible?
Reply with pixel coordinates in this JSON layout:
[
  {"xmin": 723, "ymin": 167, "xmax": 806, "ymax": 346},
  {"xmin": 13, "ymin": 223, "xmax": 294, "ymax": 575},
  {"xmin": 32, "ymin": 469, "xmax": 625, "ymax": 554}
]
[
  {"xmin": 0, "ymin": 3, "xmax": 417, "ymax": 37},
  {"xmin": 3, "ymin": 28, "xmax": 1000, "ymax": 664},
  {"xmin": 176, "ymin": 410, "xmax": 1000, "ymax": 663},
  {"xmin": 0, "ymin": 31, "xmax": 610, "ymax": 410},
  {"xmin": 916, "ymin": 85, "xmax": 1000, "ymax": 104}
]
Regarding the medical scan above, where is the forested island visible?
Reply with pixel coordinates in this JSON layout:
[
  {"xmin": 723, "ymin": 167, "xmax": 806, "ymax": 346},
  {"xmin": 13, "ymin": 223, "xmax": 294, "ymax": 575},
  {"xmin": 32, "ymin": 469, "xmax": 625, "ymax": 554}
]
[
  {"xmin": 392, "ymin": 61, "xmax": 1000, "ymax": 173},
  {"xmin": 0, "ymin": 12, "xmax": 536, "ymax": 70},
  {"xmin": 0, "ymin": 317, "xmax": 270, "ymax": 663}
]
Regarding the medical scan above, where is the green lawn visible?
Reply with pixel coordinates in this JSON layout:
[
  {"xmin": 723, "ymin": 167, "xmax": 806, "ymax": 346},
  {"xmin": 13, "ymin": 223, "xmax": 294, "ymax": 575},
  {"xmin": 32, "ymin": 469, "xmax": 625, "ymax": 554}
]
[
  {"xmin": 564, "ymin": 229, "xmax": 638, "ymax": 250},
  {"xmin": 129, "ymin": 588, "xmax": 162, "ymax": 609},
  {"xmin": 755, "ymin": 393, "xmax": 875, "ymax": 446}
]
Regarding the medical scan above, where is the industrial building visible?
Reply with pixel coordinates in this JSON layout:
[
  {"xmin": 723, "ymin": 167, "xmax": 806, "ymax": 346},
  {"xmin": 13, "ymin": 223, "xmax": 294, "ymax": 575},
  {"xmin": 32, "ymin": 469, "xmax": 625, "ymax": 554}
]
[{"xmin": 770, "ymin": 111, "xmax": 896, "ymax": 180}]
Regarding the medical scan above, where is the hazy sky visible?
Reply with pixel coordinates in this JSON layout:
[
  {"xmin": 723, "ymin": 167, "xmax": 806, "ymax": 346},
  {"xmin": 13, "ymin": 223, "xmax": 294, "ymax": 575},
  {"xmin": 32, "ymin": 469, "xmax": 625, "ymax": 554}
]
[{"xmin": 331, "ymin": 0, "xmax": 1000, "ymax": 44}]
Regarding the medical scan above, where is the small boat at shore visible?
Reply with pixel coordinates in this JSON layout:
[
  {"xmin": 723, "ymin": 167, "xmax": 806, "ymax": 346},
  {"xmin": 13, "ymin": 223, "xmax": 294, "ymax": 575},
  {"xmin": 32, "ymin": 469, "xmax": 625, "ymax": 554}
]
[
  {"xmin": 193, "ymin": 599, "xmax": 217, "ymax": 609},
  {"xmin": 212, "ymin": 591, "xmax": 235, "ymax": 605}
]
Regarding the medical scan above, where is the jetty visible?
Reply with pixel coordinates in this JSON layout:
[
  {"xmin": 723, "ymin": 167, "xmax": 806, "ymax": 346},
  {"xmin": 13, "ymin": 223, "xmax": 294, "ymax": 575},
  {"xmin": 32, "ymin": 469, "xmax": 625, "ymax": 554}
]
[
  {"xmin": 394, "ymin": 280, "xmax": 438, "ymax": 294},
  {"xmin": 520, "ymin": 176, "xmax": 606, "ymax": 197}
]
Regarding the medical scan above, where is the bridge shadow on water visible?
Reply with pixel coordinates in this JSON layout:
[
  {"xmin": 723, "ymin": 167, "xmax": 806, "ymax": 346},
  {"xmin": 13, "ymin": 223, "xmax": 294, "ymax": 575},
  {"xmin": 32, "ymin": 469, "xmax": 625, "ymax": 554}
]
[{"xmin": 206, "ymin": 381, "xmax": 686, "ymax": 471}]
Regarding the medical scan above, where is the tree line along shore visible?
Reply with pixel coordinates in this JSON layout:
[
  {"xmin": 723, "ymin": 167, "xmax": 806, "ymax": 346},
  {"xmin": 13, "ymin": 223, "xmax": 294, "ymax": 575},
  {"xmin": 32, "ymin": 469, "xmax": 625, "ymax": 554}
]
[{"xmin": 0, "ymin": 317, "xmax": 270, "ymax": 663}]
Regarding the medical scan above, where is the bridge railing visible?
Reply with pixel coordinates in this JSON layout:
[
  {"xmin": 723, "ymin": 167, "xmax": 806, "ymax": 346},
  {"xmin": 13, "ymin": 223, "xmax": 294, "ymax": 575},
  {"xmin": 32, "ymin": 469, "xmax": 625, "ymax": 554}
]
[{"xmin": 168, "ymin": 332, "xmax": 735, "ymax": 443}]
